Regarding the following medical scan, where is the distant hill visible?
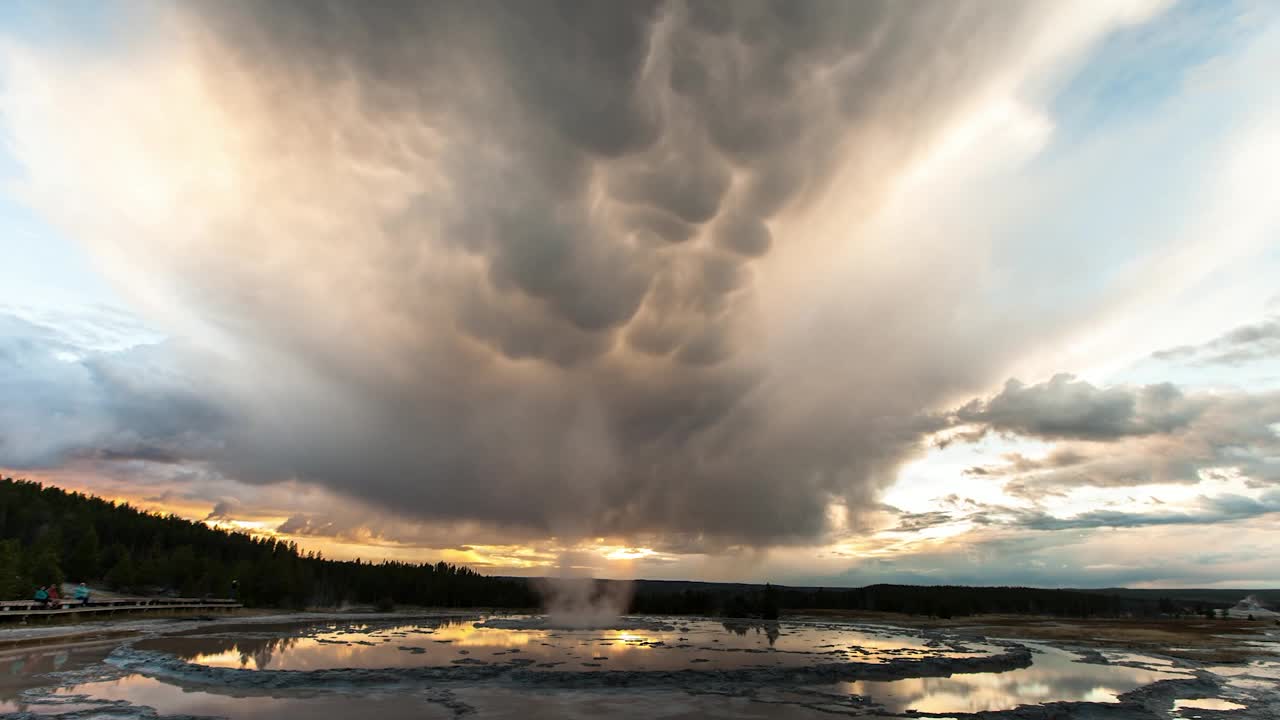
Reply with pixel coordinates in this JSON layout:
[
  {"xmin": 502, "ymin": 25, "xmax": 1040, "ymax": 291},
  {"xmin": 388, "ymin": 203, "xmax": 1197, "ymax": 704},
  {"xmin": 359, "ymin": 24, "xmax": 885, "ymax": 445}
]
[
  {"xmin": 513, "ymin": 578, "xmax": 1276, "ymax": 619},
  {"xmin": 624, "ymin": 580, "xmax": 1220, "ymax": 619},
  {"xmin": 1083, "ymin": 587, "xmax": 1280, "ymax": 607}
]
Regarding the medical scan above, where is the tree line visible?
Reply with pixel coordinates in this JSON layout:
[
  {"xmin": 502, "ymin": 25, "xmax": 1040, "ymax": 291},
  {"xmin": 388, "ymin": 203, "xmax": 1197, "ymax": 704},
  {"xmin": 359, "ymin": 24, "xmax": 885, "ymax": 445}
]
[
  {"xmin": 628, "ymin": 581, "xmax": 1225, "ymax": 619},
  {"xmin": 0, "ymin": 477, "xmax": 535, "ymax": 609}
]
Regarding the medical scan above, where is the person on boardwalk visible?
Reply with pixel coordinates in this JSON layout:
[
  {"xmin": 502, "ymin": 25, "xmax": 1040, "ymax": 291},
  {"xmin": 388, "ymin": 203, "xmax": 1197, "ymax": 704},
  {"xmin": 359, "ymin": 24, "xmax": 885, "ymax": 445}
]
[
  {"xmin": 47, "ymin": 584, "xmax": 62, "ymax": 609},
  {"xmin": 33, "ymin": 585, "xmax": 50, "ymax": 608},
  {"xmin": 74, "ymin": 582, "xmax": 91, "ymax": 606}
]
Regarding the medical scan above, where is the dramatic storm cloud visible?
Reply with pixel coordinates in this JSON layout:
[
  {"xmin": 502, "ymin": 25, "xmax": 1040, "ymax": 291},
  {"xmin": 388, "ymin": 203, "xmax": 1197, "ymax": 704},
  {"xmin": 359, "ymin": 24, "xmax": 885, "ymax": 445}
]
[
  {"xmin": 9, "ymin": 0, "xmax": 1280, "ymax": 587},
  {"xmin": 5, "ymin": 0, "xmax": 1159, "ymax": 549}
]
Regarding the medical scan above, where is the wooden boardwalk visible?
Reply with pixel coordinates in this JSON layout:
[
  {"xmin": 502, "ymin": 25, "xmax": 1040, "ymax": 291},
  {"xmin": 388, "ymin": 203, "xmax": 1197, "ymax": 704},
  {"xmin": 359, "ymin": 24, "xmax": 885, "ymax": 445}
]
[{"xmin": 0, "ymin": 597, "xmax": 242, "ymax": 621}]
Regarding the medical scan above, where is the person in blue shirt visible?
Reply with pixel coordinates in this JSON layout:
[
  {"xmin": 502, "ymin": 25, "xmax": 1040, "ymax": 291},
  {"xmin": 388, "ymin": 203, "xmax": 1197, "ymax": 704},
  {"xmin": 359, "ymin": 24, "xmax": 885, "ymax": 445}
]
[
  {"xmin": 74, "ymin": 582, "xmax": 91, "ymax": 606},
  {"xmin": 33, "ymin": 586, "xmax": 50, "ymax": 608}
]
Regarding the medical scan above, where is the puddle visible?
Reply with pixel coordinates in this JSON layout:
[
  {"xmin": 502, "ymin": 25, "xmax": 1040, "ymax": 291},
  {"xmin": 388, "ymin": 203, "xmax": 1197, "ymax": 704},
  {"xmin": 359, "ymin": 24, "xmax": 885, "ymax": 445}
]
[
  {"xmin": 0, "ymin": 641, "xmax": 117, "ymax": 713},
  {"xmin": 453, "ymin": 686, "xmax": 911, "ymax": 719},
  {"xmin": 837, "ymin": 644, "xmax": 1186, "ymax": 714},
  {"xmin": 1173, "ymin": 697, "xmax": 1248, "ymax": 716},
  {"xmin": 1204, "ymin": 660, "xmax": 1280, "ymax": 678},
  {"xmin": 18, "ymin": 676, "xmax": 912, "ymax": 720},
  {"xmin": 132, "ymin": 617, "xmax": 992, "ymax": 672},
  {"xmin": 1205, "ymin": 659, "xmax": 1280, "ymax": 699},
  {"xmin": 37, "ymin": 675, "xmax": 453, "ymax": 718},
  {"xmin": 1101, "ymin": 650, "xmax": 1177, "ymax": 667}
]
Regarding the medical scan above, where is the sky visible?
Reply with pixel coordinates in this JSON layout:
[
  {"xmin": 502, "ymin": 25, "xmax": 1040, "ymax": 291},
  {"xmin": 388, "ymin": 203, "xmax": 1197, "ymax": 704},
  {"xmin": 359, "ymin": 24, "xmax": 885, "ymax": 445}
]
[{"xmin": 1, "ymin": 0, "xmax": 1278, "ymax": 589}]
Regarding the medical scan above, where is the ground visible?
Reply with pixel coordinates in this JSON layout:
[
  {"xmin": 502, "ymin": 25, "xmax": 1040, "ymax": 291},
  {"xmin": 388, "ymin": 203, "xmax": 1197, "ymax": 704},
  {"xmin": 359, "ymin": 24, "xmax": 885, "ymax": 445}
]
[
  {"xmin": 793, "ymin": 610, "xmax": 1280, "ymax": 663},
  {"xmin": 1, "ymin": 610, "xmax": 1276, "ymax": 719}
]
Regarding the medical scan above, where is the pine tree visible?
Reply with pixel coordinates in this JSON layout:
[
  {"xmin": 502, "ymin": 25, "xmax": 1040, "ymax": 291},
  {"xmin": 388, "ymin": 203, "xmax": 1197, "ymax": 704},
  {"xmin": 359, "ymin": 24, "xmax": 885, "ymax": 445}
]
[
  {"xmin": 25, "ymin": 545, "xmax": 63, "ymax": 590},
  {"xmin": 106, "ymin": 554, "xmax": 139, "ymax": 592},
  {"xmin": 65, "ymin": 524, "xmax": 102, "ymax": 581},
  {"xmin": 761, "ymin": 583, "xmax": 780, "ymax": 620},
  {"xmin": 0, "ymin": 540, "xmax": 26, "ymax": 598}
]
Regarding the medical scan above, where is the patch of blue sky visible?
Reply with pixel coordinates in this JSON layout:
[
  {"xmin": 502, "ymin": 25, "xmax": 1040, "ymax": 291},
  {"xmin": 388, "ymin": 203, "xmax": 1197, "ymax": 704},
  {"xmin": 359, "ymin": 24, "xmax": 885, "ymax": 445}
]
[
  {"xmin": 0, "ymin": 0, "xmax": 151, "ymax": 54},
  {"xmin": 0, "ymin": 2, "xmax": 160, "ymax": 333},
  {"xmin": 1110, "ymin": 240, "xmax": 1280, "ymax": 390},
  {"xmin": 1046, "ymin": 0, "xmax": 1270, "ymax": 138},
  {"xmin": 978, "ymin": 1, "xmax": 1277, "ymax": 323},
  {"xmin": 0, "ymin": 190, "xmax": 123, "ymax": 312},
  {"xmin": 0, "ymin": 120, "xmax": 124, "ymax": 315},
  {"xmin": 1119, "ymin": 360, "xmax": 1280, "ymax": 393}
]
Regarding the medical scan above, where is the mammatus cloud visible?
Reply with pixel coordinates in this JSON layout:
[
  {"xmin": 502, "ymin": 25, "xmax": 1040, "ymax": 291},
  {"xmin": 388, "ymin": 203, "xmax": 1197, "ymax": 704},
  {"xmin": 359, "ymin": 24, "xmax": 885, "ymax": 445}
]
[{"xmin": 1, "ymin": 1, "xmax": 1170, "ymax": 549}]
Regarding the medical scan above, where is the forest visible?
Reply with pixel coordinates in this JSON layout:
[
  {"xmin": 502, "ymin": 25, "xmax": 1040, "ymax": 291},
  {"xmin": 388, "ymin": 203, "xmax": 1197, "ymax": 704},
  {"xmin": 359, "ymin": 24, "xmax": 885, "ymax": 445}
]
[
  {"xmin": 0, "ymin": 477, "xmax": 535, "ymax": 608},
  {"xmin": 627, "ymin": 580, "xmax": 1208, "ymax": 619}
]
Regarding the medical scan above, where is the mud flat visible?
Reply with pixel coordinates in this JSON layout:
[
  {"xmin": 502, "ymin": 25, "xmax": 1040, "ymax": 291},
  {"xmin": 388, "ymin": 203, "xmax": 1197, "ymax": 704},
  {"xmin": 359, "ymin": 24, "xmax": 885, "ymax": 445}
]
[
  {"xmin": 795, "ymin": 610, "xmax": 1280, "ymax": 663},
  {"xmin": 2, "ymin": 613, "xmax": 1277, "ymax": 719}
]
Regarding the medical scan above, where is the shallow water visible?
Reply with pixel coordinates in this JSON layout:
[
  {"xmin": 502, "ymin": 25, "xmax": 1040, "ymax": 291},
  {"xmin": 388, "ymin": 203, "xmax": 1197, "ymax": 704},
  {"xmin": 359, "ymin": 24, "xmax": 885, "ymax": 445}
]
[
  {"xmin": 837, "ymin": 644, "xmax": 1184, "ymax": 713},
  {"xmin": 2, "ymin": 615, "xmax": 1275, "ymax": 719},
  {"xmin": 27, "ymin": 675, "xmax": 451, "ymax": 718},
  {"xmin": 1173, "ymin": 697, "xmax": 1249, "ymax": 718},
  {"xmin": 132, "ymin": 617, "xmax": 990, "ymax": 672},
  {"xmin": 25, "ymin": 679, "xmax": 906, "ymax": 720},
  {"xmin": 0, "ymin": 642, "xmax": 116, "ymax": 714}
]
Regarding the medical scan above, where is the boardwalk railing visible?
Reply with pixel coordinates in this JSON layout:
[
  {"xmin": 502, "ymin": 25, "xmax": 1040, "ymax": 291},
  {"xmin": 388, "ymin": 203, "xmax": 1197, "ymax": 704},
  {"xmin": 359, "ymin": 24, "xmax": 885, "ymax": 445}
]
[{"xmin": 0, "ymin": 597, "xmax": 242, "ymax": 619}]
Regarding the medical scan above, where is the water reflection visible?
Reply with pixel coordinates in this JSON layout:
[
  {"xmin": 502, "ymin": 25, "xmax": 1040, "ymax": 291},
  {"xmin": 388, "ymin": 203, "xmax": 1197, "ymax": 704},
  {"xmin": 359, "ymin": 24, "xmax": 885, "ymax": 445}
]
[
  {"xmin": 3, "ymin": 620, "xmax": 1252, "ymax": 720},
  {"xmin": 1173, "ymin": 697, "xmax": 1247, "ymax": 714},
  {"xmin": 428, "ymin": 620, "xmax": 550, "ymax": 648},
  {"xmin": 194, "ymin": 635, "xmax": 301, "ymax": 670},
  {"xmin": 840, "ymin": 644, "xmax": 1185, "ymax": 714},
  {"xmin": 47, "ymin": 675, "xmax": 454, "ymax": 719},
  {"xmin": 0, "ymin": 643, "xmax": 116, "ymax": 714},
  {"xmin": 722, "ymin": 621, "xmax": 780, "ymax": 646},
  {"xmin": 135, "ymin": 618, "xmax": 984, "ymax": 672}
]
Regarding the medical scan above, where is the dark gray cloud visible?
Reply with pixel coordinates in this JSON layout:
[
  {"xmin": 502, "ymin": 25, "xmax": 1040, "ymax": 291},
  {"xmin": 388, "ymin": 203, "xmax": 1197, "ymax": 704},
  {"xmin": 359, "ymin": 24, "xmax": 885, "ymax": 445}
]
[
  {"xmin": 950, "ymin": 375, "xmax": 1280, "ymax": 495},
  {"xmin": 948, "ymin": 490, "xmax": 1280, "ymax": 531},
  {"xmin": 954, "ymin": 374, "xmax": 1207, "ymax": 441},
  {"xmin": 964, "ymin": 447, "xmax": 1089, "ymax": 477},
  {"xmin": 204, "ymin": 498, "xmax": 242, "ymax": 521},
  {"xmin": 886, "ymin": 510, "xmax": 956, "ymax": 533},
  {"xmin": 1151, "ymin": 314, "xmax": 1280, "ymax": 366},
  {"xmin": 1012, "ymin": 490, "xmax": 1280, "ymax": 530},
  {"xmin": 812, "ymin": 519, "xmax": 1280, "ymax": 588},
  {"xmin": 0, "ymin": 313, "xmax": 227, "ymax": 469}
]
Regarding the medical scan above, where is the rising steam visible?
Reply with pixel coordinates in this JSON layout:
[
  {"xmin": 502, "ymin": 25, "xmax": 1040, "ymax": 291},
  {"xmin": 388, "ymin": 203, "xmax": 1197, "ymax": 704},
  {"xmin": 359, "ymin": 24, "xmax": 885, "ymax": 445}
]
[{"xmin": 534, "ymin": 553, "xmax": 634, "ymax": 629}]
